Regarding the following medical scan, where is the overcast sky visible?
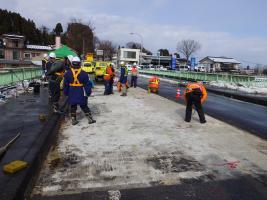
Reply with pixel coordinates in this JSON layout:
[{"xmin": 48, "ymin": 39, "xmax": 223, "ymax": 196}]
[{"xmin": 1, "ymin": 0, "xmax": 267, "ymax": 65}]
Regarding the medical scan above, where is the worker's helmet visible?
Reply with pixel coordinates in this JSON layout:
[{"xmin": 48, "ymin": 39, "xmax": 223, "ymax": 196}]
[
  {"xmin": 120, "ymin": 61, "xmax": 125, "ymax": 66},
  {"xmin": 71, "ymin": 56, "xmax": 81, "ymax": 68},
  {"xmin": 67, "ymin": 55, "xmax": 73, "ymax": 62},
  {"xmin": 110, "ymin": 63, "xmax": 114, "ymax": 66},
  {"xmin": 49, "ymin": 52, "xmax": 56, "ymax": 59},
  {"xmin": 43, "ymin": 53, "xmax": 48, "ymax": 58},
  {"xmin": 133, "ymin": 62, "xmax": 137, "ymax": 66}
]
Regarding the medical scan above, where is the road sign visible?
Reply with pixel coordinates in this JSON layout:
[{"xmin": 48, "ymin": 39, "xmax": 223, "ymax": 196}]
[
  {"xmin": 191, "ymin": 57, "xmax": 196, "ymax": 70},
  {"xmin": 96, "ymin": 50, "xmax": 103, "ymax": 56}
]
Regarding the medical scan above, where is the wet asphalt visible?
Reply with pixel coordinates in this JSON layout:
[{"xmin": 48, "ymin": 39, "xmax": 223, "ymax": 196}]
[
  {"xmin": 137, "ymin": 76, "xmax": 267, "ymax": 140},
  {"xmin": 0, "ymin": 87, "xmax": 50, "ymax": 200}
]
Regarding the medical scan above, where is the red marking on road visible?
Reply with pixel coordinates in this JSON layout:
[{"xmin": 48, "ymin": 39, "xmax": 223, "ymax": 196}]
[{"xmin": 213, "ymin": 161, "xmax": 240, "ymax": 170}]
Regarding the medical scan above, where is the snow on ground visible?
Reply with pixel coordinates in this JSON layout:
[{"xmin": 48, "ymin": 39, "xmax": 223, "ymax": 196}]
[
  {"xmin": 0, "ymin": 80, "xmax": 39, "ymax": 105},
  {"xmin": 33, "ymin": 85, "xmax": 267, "ymax": 197},
  {"xmin": 209, "ymin": 81, "xmax": 267, "ymax": 94}
]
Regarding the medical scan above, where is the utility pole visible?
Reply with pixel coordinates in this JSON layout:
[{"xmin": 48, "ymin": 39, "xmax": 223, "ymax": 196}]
[{"xmin": 82, "ymin": 37, "xmax": 85, "ymax": 58}]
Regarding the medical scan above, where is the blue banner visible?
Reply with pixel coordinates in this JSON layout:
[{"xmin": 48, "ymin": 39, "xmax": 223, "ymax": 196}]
[
  {"xmin": 171, "ymin": 55, "xmax": 176, "ymax": 70},
  {"xmin": 190, "ymin": 57, "xmax": 196, "ymax": 70}
]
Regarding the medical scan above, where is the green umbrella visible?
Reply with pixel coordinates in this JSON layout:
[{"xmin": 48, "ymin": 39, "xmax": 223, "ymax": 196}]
[{"xmin": 49, "ymin": 45, "xmax": 77, "ymax": 58}]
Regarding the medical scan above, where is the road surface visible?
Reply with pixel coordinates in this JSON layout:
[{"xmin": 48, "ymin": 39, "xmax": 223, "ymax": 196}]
[{"xmin": 137, "ymin": 76, "xmax": 267, "ymax": 139}]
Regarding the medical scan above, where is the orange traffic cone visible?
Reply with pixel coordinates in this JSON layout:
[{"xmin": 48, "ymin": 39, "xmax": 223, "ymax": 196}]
[{"xmin": 176, "ymin": 88, "xmax": 181, "ymax": 99}]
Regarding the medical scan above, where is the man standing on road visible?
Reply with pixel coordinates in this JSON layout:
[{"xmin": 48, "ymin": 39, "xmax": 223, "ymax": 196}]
[
  {"xmin": 184, "ymin": 81, "xmax": 207, "ymax": 123},
  {"xmin": 130, "ymin": 63, "xmax": 138, "ymax": 88},
  {"xmin": 45, "ymin": 52, "xmax": 56, "ymax": 74},
  {"xmin": 119, "ymin": 61, "xmax": 128, "ymax": 96},
  {"xmin": 46, "ymin": 52, "xmax": 65, "ymax": 113},
  {"xmin": 64, "ymin": 56, "xmax": 96, "ymax": 125},
  {"xmin": 109, "ymin": 63, "xmax": 115, "ymax": 94},
  {"xmin": 104, "ymin": 63, "xmax": 115, "ymax": 95}
]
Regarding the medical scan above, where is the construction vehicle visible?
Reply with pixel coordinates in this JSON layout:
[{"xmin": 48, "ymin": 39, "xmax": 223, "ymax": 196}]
[
  {"xmin": 81, "ymin": 61, "xmax": 95, "ymax": 73},
  {"xmin": 94, "ymin": 61, "xmax": 110, "ymax": 82}
]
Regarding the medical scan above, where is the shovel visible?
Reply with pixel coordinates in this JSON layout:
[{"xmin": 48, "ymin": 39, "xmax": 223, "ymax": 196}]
[{"xmin": 0, "ymin": 133, "xmax": 21, "ymax": 159}]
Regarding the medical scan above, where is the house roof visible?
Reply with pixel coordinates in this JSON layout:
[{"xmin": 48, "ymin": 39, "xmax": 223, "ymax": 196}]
[
  {"xmin": 1, "ymin": 34, "xmax": 25, "ymax": 40},
  {"xmin": 26, "ymin": 45, "xmax": 52, "ymax": 51},
  {"xmin": 200, "ymin": 56, "xmax": 241, "ymax": 64}
]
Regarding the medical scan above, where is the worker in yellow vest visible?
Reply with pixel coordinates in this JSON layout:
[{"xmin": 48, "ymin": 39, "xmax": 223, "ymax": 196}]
[{"xmin": 63, "ymin": 56, "xmax": 96, "ymax": 125}]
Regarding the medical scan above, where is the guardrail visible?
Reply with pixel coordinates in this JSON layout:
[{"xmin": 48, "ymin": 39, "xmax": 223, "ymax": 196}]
[
  {"xmin": 0, "ymin": 67, "xmax": 42, "ymax": 86},
  {"xmin": 139, "ymin": 70, "xmax": 267, "ymax": 88}
]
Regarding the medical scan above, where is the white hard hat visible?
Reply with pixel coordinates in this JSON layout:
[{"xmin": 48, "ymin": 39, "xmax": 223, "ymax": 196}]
[
  {"xmin": 120, "ymin": 61, "xmax": 125, "ymax": 65},
  {"xmin": 49, "ymin": 52, "xmax": 56, "ymax": 58},
  {"xmin": 133, "ymin": 62, "xmax": 137, "ymax": 66},
  {"xmin": 72, "ymin": 56, "xmax": 80, "ymax": 62},
  {"xmin": 43, "ymin": 53, "xmax": 48, "ymax": 58},
  {"xmin": 67, "ymin": 55, "xmax": 73, "ymax": 62},
  {"xmin": 71, "ymin": 56, "xmax": 81, "ymax": 67}
]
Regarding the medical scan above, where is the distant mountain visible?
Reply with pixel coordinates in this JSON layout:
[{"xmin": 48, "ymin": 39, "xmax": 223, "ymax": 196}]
[{"xmin": 0, "ymin": 9, "xmax": 54, "ymax": 45}]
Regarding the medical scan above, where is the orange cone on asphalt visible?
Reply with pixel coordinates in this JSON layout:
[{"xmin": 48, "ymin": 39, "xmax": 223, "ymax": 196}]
[{"xmin": 176, "ymin": 88, "xmax": 181, "ymax": 99}]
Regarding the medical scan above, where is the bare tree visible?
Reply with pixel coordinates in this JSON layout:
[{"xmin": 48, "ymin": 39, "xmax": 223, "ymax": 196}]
[
  {"xmin": 98, "ymin": 40, "xmax": 116, "ymax": 60},
  {"xmin": 66, "ymin": 19, "xmax": 94, "ymax": 56},
  {"xmin": 177, "ymin": 39, "xmax": 201, "ymax": 63}
]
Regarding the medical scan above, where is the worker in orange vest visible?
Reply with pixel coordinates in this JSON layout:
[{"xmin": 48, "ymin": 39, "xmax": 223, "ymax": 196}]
[
  {"xmin": 130, "ymin": 63, "xmax": 138, "ymax": 88},
  {"xmin": 184, "ymin": 81, "xmax": 207, "ymax": 123},
  {"xmin": 148, "ymin": 76, "xmax": 160, "ymax": 93},
  {"xmin": 104, "ymin": 63, "xmax": 115, "ymax": 95}
]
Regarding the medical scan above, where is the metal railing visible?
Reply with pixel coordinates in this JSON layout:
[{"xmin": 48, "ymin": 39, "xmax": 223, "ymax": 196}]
[
  {"xmin": 0, "ymin": 67, "xmax": 42, "ymax": 86},
  {"xmin": 139, "ymin": 70, "xmax": 267, "ymax": 88}
]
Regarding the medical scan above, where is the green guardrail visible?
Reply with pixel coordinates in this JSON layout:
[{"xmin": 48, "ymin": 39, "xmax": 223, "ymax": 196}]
[
  {"xmin": 0, "ymin": 67, "xmax": 42, "ymax": 86},
  {"xmin": 139, "ymin": 70, "xmax": 267, "ymax": 88}
]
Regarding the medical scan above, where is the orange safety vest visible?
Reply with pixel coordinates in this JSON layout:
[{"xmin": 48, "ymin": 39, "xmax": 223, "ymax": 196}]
[
  {"xmin": 69, "ymin": 68, "xmax": 83, "ymax": 87},
  {"xmin": 104, "ymin": 73, "xmax": 111, "ymax": 81},
  {"xmin": 149, "ymin": 77, "xmax": 160, "ymax": 89},
  {"xmin": 149, "ymin": 77, "xmax": 160, "ymax": 84},
  {"xmin": 106, "ymin": 66, "xmax": 114, "ymax": 77},
  {"xmin": 184, "ymin": 82, "xmax": 207, "ymax": 104},
  {"xmin": 131, "ymin": 67, "xmax": 138, "ymax": 76}
]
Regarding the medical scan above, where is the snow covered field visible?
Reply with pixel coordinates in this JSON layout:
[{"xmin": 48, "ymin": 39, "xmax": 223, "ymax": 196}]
[
  {"xmin": 209, "ymin": 81, "xmax": 267, "ymax": 94},
  {"xmin": 32, "ymin": 85, "xmax": 267, "ymax": 197}
]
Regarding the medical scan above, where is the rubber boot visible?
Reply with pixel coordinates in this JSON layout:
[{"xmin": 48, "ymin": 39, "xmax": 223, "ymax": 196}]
[
  {"xmin": 71, "ymin": 117, "xmax": 79, "ymax": 125},
  {"xmin": 86, "ymin": 113, "xmax": 96, "ymax": 124}
]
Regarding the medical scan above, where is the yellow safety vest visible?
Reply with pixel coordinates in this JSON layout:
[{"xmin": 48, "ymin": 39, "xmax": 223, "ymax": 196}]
[
  {"xmin": 55, "ymin": 71, "xmax": 65, "ymax": 77},
  {"xmin": 69, "ymin": 68, "xmax": 83, "ymax": 87}
]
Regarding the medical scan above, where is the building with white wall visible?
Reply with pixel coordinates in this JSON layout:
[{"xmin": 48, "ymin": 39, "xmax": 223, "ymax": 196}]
[
  {"xmin": 199, "ymin": 56, "xmax": 241, "ymax": 72},
  {"xmin": 117, "ymin": 48, "xmax": 140, "ymax": 64}
]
